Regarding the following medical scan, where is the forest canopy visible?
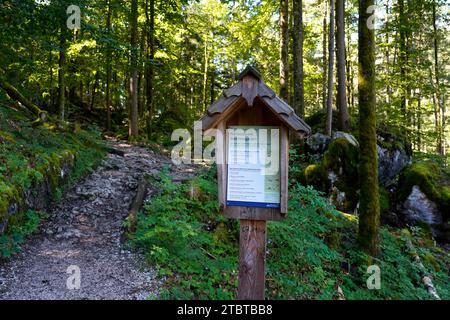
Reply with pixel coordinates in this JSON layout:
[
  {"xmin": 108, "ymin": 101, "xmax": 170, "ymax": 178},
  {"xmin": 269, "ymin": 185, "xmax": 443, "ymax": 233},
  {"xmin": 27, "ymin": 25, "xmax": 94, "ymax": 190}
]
[{"xmin": 0, "ymin": 0, "xmax": 447, "ymax": 151}]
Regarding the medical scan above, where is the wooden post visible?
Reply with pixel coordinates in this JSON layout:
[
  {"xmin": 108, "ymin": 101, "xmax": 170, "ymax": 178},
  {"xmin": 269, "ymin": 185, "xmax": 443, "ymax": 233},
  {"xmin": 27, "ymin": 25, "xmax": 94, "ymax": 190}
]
[{"xmin": 237, "ymin": 219, "xmax": 267, "ymax": 300}]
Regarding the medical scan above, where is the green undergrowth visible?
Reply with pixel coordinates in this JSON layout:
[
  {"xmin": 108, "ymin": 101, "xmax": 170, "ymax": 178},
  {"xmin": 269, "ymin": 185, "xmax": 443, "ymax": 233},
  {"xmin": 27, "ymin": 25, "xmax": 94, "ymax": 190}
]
[
  {"xmin": 0, "ymin": 210, "xmax": 45, "ymax": 257},
  {"xmin": 0, "ymin": 105, "xmax": 106, "ymax": 257},
  {"xmin": 131, "ymin": 167, "xmax": 449, "ymax": 300}
]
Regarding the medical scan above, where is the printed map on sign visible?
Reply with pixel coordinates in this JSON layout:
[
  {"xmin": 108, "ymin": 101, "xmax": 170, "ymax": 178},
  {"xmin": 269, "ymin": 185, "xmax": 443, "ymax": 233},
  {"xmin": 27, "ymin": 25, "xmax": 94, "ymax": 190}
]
[{"xmin": 226, "ymin": 126, "xmax": 280, "ymax": 208}]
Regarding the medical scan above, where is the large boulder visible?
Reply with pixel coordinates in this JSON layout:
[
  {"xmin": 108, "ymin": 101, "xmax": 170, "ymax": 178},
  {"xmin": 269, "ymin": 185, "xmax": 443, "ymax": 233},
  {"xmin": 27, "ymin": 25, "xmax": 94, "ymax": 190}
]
[
  {"xmin": 332, "ymin": 131, "xmax": 359, "ymax": 148},
  {"xmin": 302, "ymin": 137, "xmax": 359, "ymax": 212},
  {"xmin": 397, "ymin": 161, "xmax": 450, "ymax": 242},
  {"xmin": 305, "ymin": 132, "xmax": 331, "ymax": 154},
  {"xmin": 377, "ymin": 145, "xmax": 411, "ymax": 184},
  {"xmin": 401, "ymin": 185, "xmax": 442, "ymax": 225}
]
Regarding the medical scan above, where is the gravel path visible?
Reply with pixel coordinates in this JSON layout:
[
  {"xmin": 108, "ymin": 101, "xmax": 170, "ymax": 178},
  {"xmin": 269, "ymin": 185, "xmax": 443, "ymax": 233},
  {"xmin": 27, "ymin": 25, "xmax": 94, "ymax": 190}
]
[{"xmin": 0, "ymin": 140, "xmax": 196, "ymax": 300}]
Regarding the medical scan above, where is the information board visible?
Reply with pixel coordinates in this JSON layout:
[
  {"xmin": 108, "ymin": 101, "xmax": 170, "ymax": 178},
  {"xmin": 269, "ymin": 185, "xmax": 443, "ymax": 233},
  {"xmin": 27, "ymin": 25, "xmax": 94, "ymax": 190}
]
[{"xmin": 226, "ymin": 126, "xmax": 280, "ymax": 208}]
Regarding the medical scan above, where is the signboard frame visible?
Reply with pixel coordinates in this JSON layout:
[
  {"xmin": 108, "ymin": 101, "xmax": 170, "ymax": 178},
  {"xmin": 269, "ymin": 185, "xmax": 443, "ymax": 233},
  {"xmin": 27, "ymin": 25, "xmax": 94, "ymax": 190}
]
[
  {"xmin": 225, "ymin": 125, "xmax": 281, "ymax": 210},
  {"xmin": 222, "ymin": 124, "xmax": 288, "ymax": 222}
]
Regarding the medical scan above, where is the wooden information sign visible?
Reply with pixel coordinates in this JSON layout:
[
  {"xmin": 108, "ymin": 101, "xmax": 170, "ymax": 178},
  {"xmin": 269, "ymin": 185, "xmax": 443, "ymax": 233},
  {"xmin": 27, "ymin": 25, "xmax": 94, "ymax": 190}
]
[{"xmin": 201, "ymin": 65, "xmax": 310, "ymax": 299}]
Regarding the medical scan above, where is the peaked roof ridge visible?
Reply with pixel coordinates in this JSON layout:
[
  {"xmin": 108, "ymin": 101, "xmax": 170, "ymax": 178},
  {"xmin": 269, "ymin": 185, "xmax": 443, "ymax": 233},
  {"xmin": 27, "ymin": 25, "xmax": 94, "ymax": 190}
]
[
  {"xmin": 238, "ymin": 65, "xmax": 262, "ymax": 81},
  {"xmin": 201, "ymin": 65, "xmax": 311, "ymax": 137}
]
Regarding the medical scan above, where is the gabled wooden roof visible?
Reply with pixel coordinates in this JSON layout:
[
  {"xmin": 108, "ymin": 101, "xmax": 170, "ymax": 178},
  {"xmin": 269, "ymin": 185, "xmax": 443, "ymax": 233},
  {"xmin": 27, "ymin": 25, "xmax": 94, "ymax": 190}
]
[{"xmin": 201, "ymin": 65, "xmax": 311, "ymax": 136}]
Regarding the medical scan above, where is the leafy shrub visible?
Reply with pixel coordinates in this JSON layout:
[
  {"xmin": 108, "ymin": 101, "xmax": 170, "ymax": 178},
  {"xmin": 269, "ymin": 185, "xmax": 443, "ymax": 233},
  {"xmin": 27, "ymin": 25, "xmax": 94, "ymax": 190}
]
[{"xmin": 0, "ymin": 210, "xmax": 43, "ymax": 258}]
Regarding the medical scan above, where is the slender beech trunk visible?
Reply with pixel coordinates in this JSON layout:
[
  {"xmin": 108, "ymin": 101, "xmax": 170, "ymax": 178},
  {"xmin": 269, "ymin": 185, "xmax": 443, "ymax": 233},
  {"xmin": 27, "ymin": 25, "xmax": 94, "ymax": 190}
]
[
  {"xmin": 129, "ymin": 0, "xmax": 139, "ymax": 137},
  {"xmin": 433, "ymin": 1, "xmax": 444, "ymax": 155},
  {"xmin": 58, "ymin": 28, "xmax": 66, "ymax": 122},
  {"xmin": 325, "ymin": 0, "xmax": 335, "ymax": 136},
  {"xmin": 203, "ymin": 37, "xmax": 209, "ymax": 111},
  {"xmin": 210, "ymin": 69, "xmax": 215, "ymax": 105},
  {"xmin": 385, "ymin": 0, "xmax": 391, "ymax": 109},
  {"xmin": 293, "ymin": 0, "xmax": 304, "ymax": 118},
  {"xmin": 398, "ymin": 0, "xmax": 407, "ymax": 117},
  {"xmin": 138, "ymin": 26, "xmax": 146, "ymax": 118},
  {"xmin": 417, "ymin": 92, "xmax": 421, "ymax": 152},
  {"xmin": 336, "ymin": 0, "xmax": 349, "ymax": 131},
  {"xmin": 106, "ymin": 0, "xmax": 112, "ymax": 131},
  {"xmin": 357, "ymin": 0, "xmax": 380, "ymax": 257},
  {"xmin": 430, "ymin": 67, "xmax": 441, "ymax": 154},
  {"xmin": 79, "ymin": 80, "xmax": 83, "ymax": 106},
  {"xmin": 49, "ymin": 50, "xmax": 55, "ymax": 111},
  {"xmin": 322, "ymin": 0, "xmax": 328, "ymax": 111},
  {"xmin": 90, "ymin": 71, "xmax": 99, "ymax": 111},
  {"xmin": 346, "ymin": 30, "xmax": 352, "ymax": 111},
  {"xmin": 279, "ymin": 0, "xmax": 289, "ymax": 102},
  {"xmin": 145, "ymin": 0, "xmax": 155, "ymax": 137}
]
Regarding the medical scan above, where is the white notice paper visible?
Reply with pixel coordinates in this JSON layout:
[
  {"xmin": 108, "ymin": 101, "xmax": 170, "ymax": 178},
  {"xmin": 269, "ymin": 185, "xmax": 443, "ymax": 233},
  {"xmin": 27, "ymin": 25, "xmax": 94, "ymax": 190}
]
[{"xmin": 226, "ymin": 126, "xmax": 280, "ymax": 208}]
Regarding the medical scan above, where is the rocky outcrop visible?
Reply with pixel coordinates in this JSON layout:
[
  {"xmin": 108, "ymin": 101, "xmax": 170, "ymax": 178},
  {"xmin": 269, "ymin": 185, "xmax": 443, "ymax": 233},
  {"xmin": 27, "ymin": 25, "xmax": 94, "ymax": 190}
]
[
  {"xmin": 377, "ymin": 145, "xmax": 411, "ymax": 184},
  {"xmin": 0, "ymin": 152, "xmax": 75, "ymax": 235},
  {"xmin": 401, "ymin": 185, "xmax": 443, "ymax": 225},
  {"xmin": 400, "ymin": 185, "xmax": 450, "ymax": 242},
  {"xmin": 302, "ymin": 136, "xmax": 360, "ymax": 212},
  {"xmin": 305, "ymin": 132, "xmax": 331, "ymax": 154},
  {"xmin": 332, "ymin": 131, "xmax": 359, "ymax": 147}
]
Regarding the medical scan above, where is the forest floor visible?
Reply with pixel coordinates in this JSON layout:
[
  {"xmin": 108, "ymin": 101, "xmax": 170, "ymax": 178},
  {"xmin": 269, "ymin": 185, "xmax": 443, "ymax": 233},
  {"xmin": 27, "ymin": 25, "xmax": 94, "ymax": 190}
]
[{"xmin": 0, "ymin": 139, "xmax": 196, "ymax": 300}]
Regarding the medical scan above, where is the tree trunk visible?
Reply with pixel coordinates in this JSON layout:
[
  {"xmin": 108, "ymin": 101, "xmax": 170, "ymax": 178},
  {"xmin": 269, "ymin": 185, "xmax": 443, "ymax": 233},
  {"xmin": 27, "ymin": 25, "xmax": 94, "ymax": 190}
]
[
  {"xmin": 293, "ymin": 0, "xmax": 304, "ymax": 118},
  {"xmin": 145, "ymin": 0, "xmax": 155, "ymax": 137},
  {"xmin": 336, "ymin": 0, "xmax": 349, "ymax": 131},
  {"xmin": 79, "ymin": 80, "xmax": 84, "ymax": 108},
  {"xmin": 106, "ymin": 0, "xmax": 112, "ymax": 131},
  {"xmin": 0, "ymin": 76, "xmax": 46, "ymax": 120},
  {"xmin": 322, "ymin": 0, "xmax": 328, "ymax": 111},
  {"xmin": 398, "ymin": 0, "xmax": 407, "ymax": 117},
  {"xmin": 346, "ymin": 29, "xmax": 352, "ymax": 112},
  {"xmin": 325, "ymin": 0, "xmax": 335, "ymax": 136},
  {"xmin": 90, "ymin": 71, "xmax": 99, "ymax": 111},
  {"xmin": 203, "ymin": 36, "xmax": 209, "ymax": 111},
  {"xmin": 430, "ymin": 67, "xmax": 441, "ymax": 154},
  {"xmin": 385, "ymin": 0, "xmax": 391, "ymax": 110},
  {"xmin": 58, "ymin": 28, "xmax": 66, "ymax": 122},
  {"xmin": 279, "ymin": 0, "xmax": 289, "ymax": 102},
  {"xmin": 433, "ymin": 1, "xmax": 444, "ymax": 155},
  {"xmin": 357, "ymin": 0, "xmax": 380, "ymax": 256},
  {"xmin": 417, "ymin": 92, "xmax": 422, "ymax": 152},
  {"xmin": 129, "ymin": 0, "xmax": 139, "ymax": 138},
  {"xmin": 210, "ymin": 69, "xmax": 215, "ymax": 105}
]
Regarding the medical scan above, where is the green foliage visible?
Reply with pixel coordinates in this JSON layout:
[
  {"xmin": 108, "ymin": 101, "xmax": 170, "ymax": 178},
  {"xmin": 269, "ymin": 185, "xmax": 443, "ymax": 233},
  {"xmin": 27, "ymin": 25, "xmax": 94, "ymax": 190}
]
[
  {"xmin": 131, "ymin": 169, "xmax": 239, "ymax": 299},
  {"xmin": 131, "ymin": 167, "xmax": 449, "ymax": 300},
  {"xmin": 0, "ymin": 210, "xmax": 42, "ymax": 258}
]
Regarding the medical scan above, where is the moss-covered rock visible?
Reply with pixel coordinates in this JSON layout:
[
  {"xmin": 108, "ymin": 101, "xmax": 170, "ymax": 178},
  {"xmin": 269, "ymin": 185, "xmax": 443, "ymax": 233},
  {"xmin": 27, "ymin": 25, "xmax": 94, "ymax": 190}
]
[
  {"xmin": 322, "ymin": 138, "xmax": 359, "ymax": 211},
  {"xmin": 300, "ymin": 138, "xmax": 360, "ymax": 212},
  {"xmin": 398, "ymin": 161, "xmax": 450, "ymax": 222}
]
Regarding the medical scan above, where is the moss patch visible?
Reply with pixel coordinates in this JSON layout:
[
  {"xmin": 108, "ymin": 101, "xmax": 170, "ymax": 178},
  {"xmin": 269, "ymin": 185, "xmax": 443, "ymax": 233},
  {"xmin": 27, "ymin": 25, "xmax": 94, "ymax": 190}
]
[{"xmin": 379, "ymin": 185, "xmax": 390, "ymax": 214}]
